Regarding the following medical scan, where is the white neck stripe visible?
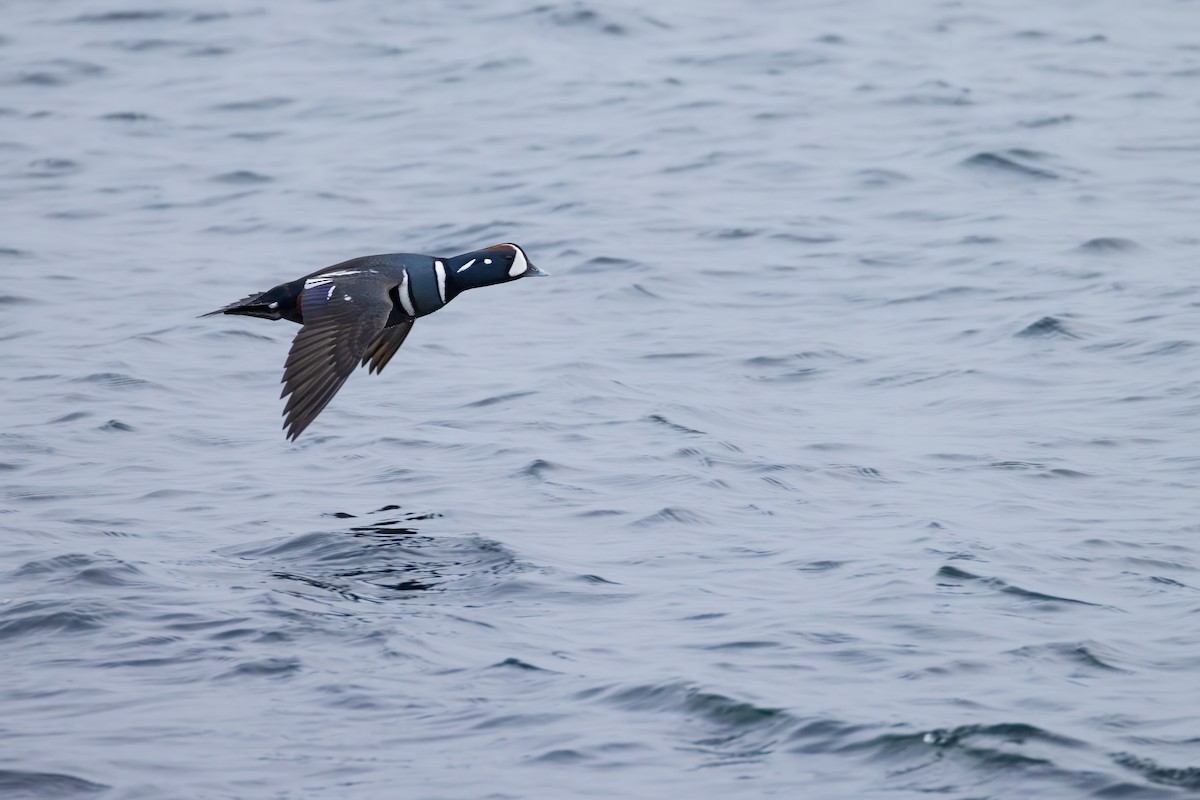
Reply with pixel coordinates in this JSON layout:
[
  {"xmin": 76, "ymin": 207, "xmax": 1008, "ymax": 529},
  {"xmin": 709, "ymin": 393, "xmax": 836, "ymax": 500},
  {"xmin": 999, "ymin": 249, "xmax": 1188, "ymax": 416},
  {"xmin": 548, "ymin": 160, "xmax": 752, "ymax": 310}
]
[
  {"xmin": 456, "ymin": 258, "xmax": 476, "ymax": 273},
  {"xmin": 434, "ymin": 260, "xmax": 447, "ymax": 304},
  {"xmin": 398, "ymin": 269, "xmax": 416, "ymax": 316}
]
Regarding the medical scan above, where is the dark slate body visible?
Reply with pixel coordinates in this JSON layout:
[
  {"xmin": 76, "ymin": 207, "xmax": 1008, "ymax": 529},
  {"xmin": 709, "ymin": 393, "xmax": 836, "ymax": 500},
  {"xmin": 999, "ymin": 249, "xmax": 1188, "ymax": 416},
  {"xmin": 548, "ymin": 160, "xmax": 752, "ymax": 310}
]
[{"xmin": 202, "ymin": 243, "xmax": 546, "ymax": 439}]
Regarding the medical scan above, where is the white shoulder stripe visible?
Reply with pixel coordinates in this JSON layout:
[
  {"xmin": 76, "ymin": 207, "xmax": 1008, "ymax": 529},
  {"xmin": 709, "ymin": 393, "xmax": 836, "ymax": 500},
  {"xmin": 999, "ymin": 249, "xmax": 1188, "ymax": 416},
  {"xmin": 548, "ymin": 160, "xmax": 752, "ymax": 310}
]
[
  {"xmin": 398, "ymin": 269, "xmax": 416, "ymax": 315},
  {"xmin": 456, "ymin": 258, "xmax": 476, "ymax": 273},
  {"xmin": 434, "ymin": 260, "xmax": 447, "ymax": 304}
]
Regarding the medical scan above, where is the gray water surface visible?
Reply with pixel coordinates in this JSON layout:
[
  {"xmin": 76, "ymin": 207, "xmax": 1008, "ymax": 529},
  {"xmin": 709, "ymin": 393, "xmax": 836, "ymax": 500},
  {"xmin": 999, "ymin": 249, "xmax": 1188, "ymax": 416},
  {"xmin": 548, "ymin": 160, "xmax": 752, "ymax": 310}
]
[{"xmin": 3, "ymin": 1, "xmax": 1200, "ymax": 798}]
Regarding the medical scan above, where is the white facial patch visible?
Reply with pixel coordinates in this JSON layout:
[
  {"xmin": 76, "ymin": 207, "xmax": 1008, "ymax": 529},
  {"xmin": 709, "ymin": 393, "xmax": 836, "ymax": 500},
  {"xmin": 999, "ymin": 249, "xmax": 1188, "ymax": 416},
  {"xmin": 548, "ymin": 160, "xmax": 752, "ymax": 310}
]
[
  {"xmin": 507, "ymin": 244, "xmax": 528, "ymax": 277},
  {"xmin": 434, "ymin": 260, "xmax": 447, "ymax": 304},
  {"xmin": 456, "ymin": 258, "xmax": 476, "ymax": 273},
  {"xmin": 398, "ymin": 269, "xmax": 416, "ymax": 315}
]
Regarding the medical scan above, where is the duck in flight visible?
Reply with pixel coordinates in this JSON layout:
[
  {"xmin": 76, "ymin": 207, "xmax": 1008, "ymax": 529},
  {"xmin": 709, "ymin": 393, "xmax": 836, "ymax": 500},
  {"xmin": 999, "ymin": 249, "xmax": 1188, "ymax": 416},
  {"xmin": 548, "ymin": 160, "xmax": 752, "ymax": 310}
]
[{"xmin": 203, "ymin": 243, "xmax": 548, "ymax": 440}]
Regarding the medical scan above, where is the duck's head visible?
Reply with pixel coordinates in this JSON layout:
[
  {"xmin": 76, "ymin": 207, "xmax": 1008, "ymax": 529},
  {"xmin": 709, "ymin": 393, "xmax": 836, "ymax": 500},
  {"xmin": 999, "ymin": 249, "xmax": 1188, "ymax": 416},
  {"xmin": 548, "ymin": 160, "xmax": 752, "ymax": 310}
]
[{"xmin": 448, "ymin": 243, "xmax": 548, "ymax": 289}]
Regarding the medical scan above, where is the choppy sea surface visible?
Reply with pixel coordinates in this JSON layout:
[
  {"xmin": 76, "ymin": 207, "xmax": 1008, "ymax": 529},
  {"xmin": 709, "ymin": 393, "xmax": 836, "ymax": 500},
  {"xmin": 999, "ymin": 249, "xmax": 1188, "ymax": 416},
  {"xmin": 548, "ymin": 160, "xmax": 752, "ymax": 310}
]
[{"xmin": 3, "ymin": 1, "xmax": 1200, "ymax": 797}]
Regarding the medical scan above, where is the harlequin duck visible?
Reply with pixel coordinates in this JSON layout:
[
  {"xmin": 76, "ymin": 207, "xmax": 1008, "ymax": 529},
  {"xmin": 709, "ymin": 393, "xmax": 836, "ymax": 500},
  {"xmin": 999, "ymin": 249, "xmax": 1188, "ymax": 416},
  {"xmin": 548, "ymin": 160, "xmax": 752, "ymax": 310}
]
[{"xmin": 203, "ymin": 243, "xmax": 548, "ymax": 440}]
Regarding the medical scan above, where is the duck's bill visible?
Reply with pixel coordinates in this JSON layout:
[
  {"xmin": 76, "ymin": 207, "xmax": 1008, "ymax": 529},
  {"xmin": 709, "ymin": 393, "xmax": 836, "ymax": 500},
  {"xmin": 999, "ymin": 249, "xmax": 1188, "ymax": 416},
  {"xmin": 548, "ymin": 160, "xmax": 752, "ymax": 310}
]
[{"xmin": 527, "ymin": 264, "xmax": 550, "ymax": 277}]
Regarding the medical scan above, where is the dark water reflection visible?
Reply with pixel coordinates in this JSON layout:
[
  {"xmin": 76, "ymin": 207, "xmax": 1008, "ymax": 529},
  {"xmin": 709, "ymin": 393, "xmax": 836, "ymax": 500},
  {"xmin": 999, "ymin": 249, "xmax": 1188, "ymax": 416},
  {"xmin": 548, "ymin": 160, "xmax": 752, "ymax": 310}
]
[{"xmin": 247, "ymin": 507, "xmax": 526, "ymax": 602}]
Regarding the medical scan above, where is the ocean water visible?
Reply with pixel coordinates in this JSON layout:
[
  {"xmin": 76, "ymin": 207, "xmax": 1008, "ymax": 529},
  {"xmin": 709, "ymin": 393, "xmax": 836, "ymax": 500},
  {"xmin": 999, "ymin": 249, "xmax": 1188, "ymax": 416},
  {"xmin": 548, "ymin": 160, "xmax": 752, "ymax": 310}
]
[{"xmin": 3, "ymin": 1, "xmax": 1200, "ymax": 797}]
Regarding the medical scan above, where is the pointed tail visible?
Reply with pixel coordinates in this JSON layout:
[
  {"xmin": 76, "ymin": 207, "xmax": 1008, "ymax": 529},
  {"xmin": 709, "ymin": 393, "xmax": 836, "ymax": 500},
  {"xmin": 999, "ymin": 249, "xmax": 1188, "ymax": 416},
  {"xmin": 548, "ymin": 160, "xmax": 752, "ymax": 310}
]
[{"xmin": 200, "ymin": 291, "xmax": 281, "ymax": 320}]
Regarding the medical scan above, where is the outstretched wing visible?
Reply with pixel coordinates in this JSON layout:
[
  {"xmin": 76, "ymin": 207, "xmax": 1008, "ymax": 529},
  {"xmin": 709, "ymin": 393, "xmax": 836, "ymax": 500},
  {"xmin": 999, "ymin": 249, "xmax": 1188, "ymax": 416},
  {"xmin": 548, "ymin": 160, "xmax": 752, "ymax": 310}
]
[
  {"xmin": 361, "ymin": 319, "xmax": 415, "ymax": 375},
  {"xmin": 280, "ymin": 278, "xmax": 394, "ymax": 440}
]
